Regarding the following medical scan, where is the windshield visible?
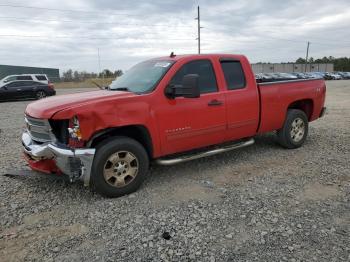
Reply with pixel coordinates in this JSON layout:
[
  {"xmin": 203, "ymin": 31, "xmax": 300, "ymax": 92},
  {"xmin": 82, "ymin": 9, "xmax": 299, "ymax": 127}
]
[
  {"xmin": 3, "ymin": 76, "xmax": 17, "ymax": 83},
  {"xmin": 109, "ymin": 60, "xmax": 174, "ymax": 93}
]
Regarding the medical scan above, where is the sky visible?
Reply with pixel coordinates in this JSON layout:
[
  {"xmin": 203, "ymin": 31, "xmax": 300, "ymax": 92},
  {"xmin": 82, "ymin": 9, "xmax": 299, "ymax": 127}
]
[{"xmin": 0, "ymin": 0, "xmax": 349, "ymax": 73}]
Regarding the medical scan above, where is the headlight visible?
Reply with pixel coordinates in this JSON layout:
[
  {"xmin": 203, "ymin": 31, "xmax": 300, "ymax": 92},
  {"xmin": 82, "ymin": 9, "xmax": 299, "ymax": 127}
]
[{"xmin": 68, "ymin": 116, "xmax": 82, "ymax": 140}]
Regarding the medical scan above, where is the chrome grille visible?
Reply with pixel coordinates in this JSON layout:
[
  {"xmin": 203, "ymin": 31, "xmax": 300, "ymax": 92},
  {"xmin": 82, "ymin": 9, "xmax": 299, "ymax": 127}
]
[{"xmin": 25, "ymin": 115, "xmax": 54, "ymax": 143}]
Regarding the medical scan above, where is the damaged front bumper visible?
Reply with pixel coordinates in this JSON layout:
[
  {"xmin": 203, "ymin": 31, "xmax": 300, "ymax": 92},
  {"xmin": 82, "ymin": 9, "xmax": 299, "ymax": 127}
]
[{"xmin": 22, "ymin": 132, "xmax": 95, "ymax": 186}]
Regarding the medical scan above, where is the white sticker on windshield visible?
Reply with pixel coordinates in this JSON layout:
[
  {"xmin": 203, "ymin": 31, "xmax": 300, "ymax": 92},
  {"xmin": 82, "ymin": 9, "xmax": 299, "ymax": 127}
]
[{"xmin": 154, "ymin": 62, "xmax": 171, "ymax": 68}]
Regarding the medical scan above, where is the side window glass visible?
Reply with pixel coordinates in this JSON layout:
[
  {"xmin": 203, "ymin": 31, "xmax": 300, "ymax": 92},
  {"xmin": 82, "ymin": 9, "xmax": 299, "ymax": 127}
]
[
  {"xmin": 17, "ymin": 76, "xmax": 33, "ymax": 80},
  {"xmin": 220, "ymin": 60, "xmax": 246, "ymax": 90},
  {"xmin": 4, "ymin": 76, "xmax": 16, "ymax": 82},
  {"xmin": 36, "ymin": 75, "xmax": 47, "ymax": 80},
  {"xmin": 170, "ymin": 60, "xmax": 218, "ymax": 94},
  {"xmin": 7, "ymin": 82, "xmax": 20, "ymax": 88}
]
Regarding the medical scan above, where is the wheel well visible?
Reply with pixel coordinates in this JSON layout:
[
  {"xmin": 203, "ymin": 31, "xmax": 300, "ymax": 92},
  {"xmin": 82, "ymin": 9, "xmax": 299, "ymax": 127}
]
[
  {"xmin": 89, "ymin": 125, "xmax": 153, "ymax": 158},
  {"xmin": 288, "ymin": 99, "xmax": 314, "ymax": 120}
]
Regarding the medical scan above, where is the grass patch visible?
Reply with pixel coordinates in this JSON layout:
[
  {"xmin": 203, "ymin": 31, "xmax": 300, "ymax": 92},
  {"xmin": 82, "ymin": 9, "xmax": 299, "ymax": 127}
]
[{"xmin": 54, "ymin": 78, "xmax": 115, "ymax": 89}]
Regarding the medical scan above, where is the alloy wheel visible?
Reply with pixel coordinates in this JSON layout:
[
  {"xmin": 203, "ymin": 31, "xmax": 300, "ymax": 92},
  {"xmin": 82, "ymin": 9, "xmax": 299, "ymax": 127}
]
[{"xmin": 103, "ymin": 151, "xmax": 139, "ymax": 188}]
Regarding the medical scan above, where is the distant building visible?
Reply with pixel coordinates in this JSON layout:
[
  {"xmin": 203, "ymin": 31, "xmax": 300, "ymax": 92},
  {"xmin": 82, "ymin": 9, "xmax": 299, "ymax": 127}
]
[
  {"xmin": 0, "ymin": 64, "xmax": 60, "ymax": 82},
  {"xmin": 251, "ymin": 63, "xmax": 334, "ymax": 74}
]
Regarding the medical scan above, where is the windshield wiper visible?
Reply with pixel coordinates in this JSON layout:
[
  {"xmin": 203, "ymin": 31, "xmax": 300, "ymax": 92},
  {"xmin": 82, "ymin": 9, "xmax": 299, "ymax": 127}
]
[{"xmin": 111, "ymin": 87, "xmax": 132, "ymax": 92}]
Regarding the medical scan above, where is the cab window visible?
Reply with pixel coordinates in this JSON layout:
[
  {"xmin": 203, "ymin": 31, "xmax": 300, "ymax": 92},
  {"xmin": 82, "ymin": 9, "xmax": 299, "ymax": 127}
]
[
  {"xmin": 170, "ymin": 60, "xmax": 218, "ymax": 94},
  {"xmin": 220, "ymin": 60, "xmax": 246, "ymax": 90}
]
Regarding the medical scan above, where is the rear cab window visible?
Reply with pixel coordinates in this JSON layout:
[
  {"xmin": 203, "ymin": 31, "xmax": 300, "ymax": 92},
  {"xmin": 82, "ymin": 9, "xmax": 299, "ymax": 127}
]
[
  {"xmin": 170, "ymin": 59, "xmax": 218, "ymax": 94},
  {"xmin": 220, "ymin": 59, "xmax": 246, "ymax": 90}
]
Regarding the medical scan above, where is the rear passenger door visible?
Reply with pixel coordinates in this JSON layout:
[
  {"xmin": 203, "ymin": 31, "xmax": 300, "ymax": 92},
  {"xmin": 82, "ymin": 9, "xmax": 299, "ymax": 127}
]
[
  {"xmin": 21, "ymin": 81, "xmax": 37, "ymax": 98},
  {"xmin": 220, "ymin": 58, "xmax": 260, "ymax": 141}
]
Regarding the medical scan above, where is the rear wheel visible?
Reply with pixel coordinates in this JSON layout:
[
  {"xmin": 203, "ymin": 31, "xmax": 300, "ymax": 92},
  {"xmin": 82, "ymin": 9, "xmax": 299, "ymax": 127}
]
[
  {"xmin": 277, "ymin": 109, "xmax": 308, "ymax": 149},
  {"xmin": 91, "ymin": 137, "xmax": 149, "ymax": 197},
  {"xmin": 36, "ymin": 90, "xmax": 47, "ymax": 99}
]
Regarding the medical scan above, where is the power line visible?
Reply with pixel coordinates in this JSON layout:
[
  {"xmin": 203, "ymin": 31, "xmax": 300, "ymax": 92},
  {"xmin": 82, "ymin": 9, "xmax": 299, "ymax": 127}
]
[
  {"xmin": 0, "ymin": 16, "xmax": 193, "ymax": 28},
  {"xmin": 1, "ymin": 33, "xmax": 349, "ymax": 49},
  {"xmin": 0, "ymin": 4, "xmax": 139, "ymax": 16},
  {"xmin": 202, "ymin": 45, "xmax": 306, "ymax": 53},
  {"xmin": 201, "ymin": 30, "xmax": 350, "ymax": 47},
  {"xmin": 0, "ymin": 3, "xmax": 190, "ymax": 19},
  {"xmin": 0, "ymin": 34, "xmax": 196, "ymax": 41}
]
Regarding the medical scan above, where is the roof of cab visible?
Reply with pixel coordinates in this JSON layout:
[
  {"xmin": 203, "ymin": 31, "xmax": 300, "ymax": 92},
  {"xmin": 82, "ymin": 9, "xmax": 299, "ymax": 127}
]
[{"xmin": 154, "ymin": 53, "xmax": 246, "ymax": 61}]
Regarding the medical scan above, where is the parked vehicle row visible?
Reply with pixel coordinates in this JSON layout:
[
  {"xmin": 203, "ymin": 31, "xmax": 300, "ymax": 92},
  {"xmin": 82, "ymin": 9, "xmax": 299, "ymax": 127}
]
[
  {"xmin": 0, "ymin": 74, "xmax": 50, "ymax": 85},
  {"xmin": 0, "ymin": 80, "xmax": 56, "ymax": 101},
  {"xmin": 0, "ymin": 74, "xmax": 55, "ymax": 101},
  {"xmin": 255, "ymin": 71, "xmax": 350, "ymax": 82}
]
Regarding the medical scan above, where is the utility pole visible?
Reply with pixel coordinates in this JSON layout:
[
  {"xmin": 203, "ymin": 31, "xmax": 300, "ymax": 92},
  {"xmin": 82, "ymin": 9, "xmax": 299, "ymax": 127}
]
[
  {"xmin": 98, "ymin": 47, "xmax": 105, "ymax": 85},
  {"xmin": 97, "ymin": 48, "xmax": 101, "ymax": 77},
  {"xmin": 305, "ymin": 41, "xmax": 310, "ymax": 72},
  {"xmin": 195, "ymin": 5, "xmax": 201, "ymax": 54}
]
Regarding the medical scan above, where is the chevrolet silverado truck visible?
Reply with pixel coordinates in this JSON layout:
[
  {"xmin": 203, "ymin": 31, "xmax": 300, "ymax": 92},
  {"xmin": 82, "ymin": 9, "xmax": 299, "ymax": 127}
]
[{"xmin": 22, "ymin": 54, "xmax": 326, "ymax": 197}]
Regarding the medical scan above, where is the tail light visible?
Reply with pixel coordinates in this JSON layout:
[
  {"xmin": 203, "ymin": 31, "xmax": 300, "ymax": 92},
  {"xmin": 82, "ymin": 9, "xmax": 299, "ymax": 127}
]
[{"xmin": 48, "ymin": 83, "xmax": 55, "ymax": 90}]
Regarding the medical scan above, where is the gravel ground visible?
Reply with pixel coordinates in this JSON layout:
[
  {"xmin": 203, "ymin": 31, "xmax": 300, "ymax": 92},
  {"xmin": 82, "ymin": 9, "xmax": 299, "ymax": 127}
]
[{"xmin": 0, "ymin": 82, "xmax": 349, "ymax": 262}]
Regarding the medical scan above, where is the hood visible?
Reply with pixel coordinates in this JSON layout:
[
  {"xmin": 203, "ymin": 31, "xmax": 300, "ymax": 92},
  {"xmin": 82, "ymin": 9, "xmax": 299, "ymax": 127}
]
[{"xmin": 25, "ymin": 90, "xmax": 136, "ymax": 119}]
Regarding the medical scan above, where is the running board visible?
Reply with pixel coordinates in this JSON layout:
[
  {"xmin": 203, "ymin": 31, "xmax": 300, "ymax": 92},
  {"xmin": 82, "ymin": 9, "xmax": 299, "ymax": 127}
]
[{"xmin": 156, "ymin": 138, "xmax": 255, "ymax": 166}]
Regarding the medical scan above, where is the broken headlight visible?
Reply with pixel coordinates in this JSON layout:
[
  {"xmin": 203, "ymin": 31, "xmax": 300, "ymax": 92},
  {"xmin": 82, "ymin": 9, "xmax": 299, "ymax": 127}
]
[{"xmin": 68, "ymin": 116, "xmax": 82, "ymax": 140}]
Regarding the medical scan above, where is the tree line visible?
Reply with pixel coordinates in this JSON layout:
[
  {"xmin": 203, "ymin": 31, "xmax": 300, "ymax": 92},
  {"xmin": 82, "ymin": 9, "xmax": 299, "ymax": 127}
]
[
  {"xmin": 256, "ymin": 56, "xmax": 350, "ymax": 71},
  {"xmin": 295, "ymin": 56, "xmax": 350, "ymax": 71},
  {"xmin": 61, "ymin": 69, "xmax": 123, "ymax": 82}
]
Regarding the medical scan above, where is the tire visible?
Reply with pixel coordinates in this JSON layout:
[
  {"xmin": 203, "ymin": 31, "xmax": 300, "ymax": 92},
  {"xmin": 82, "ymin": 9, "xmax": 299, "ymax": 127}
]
[
  {"xmin": 91, "ymin": 136, "xmax": 149, "ymax": 197},
  {"xmin": 36, "ymin": 90, "xmax": 47, "ymax": 99},
  {"xmin": 277, "ymin": 109, "xmax": 309, "ymax": 149}
]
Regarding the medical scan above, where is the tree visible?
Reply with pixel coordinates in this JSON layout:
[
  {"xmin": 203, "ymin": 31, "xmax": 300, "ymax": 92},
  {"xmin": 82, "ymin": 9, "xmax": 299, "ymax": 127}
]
[
  {"xmin": 296, "ymin": 56, "xmax": 350, "ymax": 71},
  {"xmin": 114, "ymin": 70, "xmax": 123, "ymax": 77},
  {"xmin": 296, "ymin": 57, "xmax": 306, "ymax": 64},
  {"xmin": 100, "ymin": 69, "xmax": 113, "ymax": 78},
  {"xmin": 62, "ymin": 69, "xmax": 73, "ymax": 81},
  {"xmin": 73, "ymin": 71, "xmax": 80, "ymax": 81}
]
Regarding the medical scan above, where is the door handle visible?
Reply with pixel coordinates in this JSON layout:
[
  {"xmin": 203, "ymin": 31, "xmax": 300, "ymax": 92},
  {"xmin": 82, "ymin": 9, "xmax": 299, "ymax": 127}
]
[{"xmin": 208, "ymin": 99, "xmax": 223, "ymax": 106}]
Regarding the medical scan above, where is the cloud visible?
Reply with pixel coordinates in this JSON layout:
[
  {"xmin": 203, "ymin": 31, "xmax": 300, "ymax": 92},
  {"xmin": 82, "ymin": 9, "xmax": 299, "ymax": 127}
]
[{"xmin": 0, "ymin": 0, "xmax": 349, "ymax": 73}]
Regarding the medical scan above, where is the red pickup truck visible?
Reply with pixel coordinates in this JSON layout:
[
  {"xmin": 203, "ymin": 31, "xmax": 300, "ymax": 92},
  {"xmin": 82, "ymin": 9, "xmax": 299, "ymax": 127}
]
[{"xmin": 22, "ymin": 54, "xmax": 326, "ymax": 197}]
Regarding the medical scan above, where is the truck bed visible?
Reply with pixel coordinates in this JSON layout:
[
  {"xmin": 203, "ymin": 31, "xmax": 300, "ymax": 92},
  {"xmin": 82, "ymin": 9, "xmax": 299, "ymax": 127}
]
[{"xmin": 257, "ymin": 78, "xmax": 326, "ymax": 133}]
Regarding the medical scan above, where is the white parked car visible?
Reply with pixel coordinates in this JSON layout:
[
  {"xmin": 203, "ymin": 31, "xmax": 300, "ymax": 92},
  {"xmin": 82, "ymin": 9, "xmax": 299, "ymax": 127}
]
[
  {"xmin": 0, "ymin": 74, "xmax": 49, "ymax": 87},
  {"xmin": 328, "ymin": 73, "xmax": 342, "ymax": 80}
]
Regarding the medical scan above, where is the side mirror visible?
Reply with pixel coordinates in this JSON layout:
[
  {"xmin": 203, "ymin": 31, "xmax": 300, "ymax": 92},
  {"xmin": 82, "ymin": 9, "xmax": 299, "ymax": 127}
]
[{"xmin": 165, "ymin": 74, "xmax": 200, "ymax": 99}]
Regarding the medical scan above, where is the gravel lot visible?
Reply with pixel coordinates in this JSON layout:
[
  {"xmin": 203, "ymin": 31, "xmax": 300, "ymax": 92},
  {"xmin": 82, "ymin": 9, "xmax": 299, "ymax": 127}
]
[{"xmin": 0, "ymin": 81, "xmax": 349, "ymax": 262}]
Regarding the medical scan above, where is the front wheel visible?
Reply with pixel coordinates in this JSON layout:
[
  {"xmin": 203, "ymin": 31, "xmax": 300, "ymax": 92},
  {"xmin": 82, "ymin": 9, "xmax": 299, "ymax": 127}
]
[
  {"xmin": 91, "ymin": 137, "xmax": 149, "ymax": 197},
  {"xmin": 277, "ymin": 109, "xmax": 309, "ymax": 149}
]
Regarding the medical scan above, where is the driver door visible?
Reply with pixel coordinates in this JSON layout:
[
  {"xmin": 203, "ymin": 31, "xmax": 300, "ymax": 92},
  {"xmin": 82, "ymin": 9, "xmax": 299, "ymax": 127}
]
[
  {"xmin": 1, "ymin": 81, "xmax": 21, "ymax": 100},
  {"xmin": 156, "ymin": 59, "xmax": 226, "ymax": 155}
]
